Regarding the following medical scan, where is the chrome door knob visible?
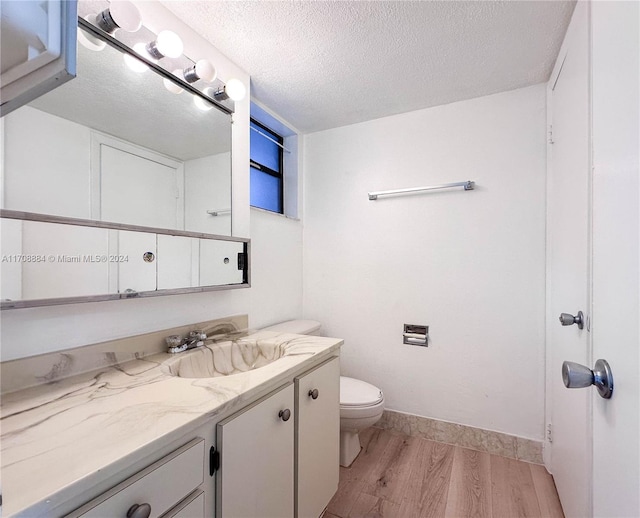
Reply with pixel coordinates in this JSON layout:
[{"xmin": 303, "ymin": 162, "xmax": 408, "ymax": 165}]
[
  {"xmin": 559, "ymin": 311, "xmax": 584, "ymax": 329},
  {"xmin": 562, "ymin": 359, "xmax": 613, "ymax": 399}
]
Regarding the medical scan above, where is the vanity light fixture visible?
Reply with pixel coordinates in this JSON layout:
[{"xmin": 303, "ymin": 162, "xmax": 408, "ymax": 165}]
[
  {"xmin": 163, "ymin": 70, "xmax": 184, "ymax": 94},
  {"xmin": 94, "ymin": 1, "xmax": 142, "ymax": 34},
  {"xmin": 213, "ymin": 78, "xmax": 247, "ymax": 102},
  {"xmin": 78, "ymin": 16, "xmax": 107, "ymax": 51},
  {"xmin": 194, "ymin": 87, "xmax": 216, "ymax": 111},
  {"xmin": 80, "ymin": 8, "xmax": 238, "ymax": 113},
  {"xmin": 183, "ymin": 59, "xmax": 217, "ymax": 84},
  {"xmin": 123, "ymin": 43, "xmax": 150, "ymax": 73},
  {"xmin": 146, "ymin": 30, "xmax": 184, "ymax": 59}
]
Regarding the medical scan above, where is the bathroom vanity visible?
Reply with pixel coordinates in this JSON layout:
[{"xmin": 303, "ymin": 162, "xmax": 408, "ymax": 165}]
[{"xmin": 0, "ymin": 320, "xmax": 341, "ymax": 518}]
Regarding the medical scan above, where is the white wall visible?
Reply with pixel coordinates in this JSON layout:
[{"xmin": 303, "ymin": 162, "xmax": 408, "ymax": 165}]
[
  {"xmin": 4, "ymin": 106, "xmax": 92, "ymax": 218},
  {"xmin": 303, "ymin": 84, "xmax": 547, "ymax": 439},
  {"xmin": 249, "ymin": 209, "xmax": 303, "ymax": 330},
  {"xmin": 184, "ymin": 153, "xmax": 232, "ymax": 235}
]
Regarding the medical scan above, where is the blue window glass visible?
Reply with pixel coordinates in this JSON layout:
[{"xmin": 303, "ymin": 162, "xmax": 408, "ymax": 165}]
[
  {"xmin": 251, "ymin": 166, "xmax": 282, "ymax": 213},
  {"xmin": 250, "ymin": 121, "xmax": 281, "ymax": 173},
  {"xmin": 250, "ymin": 118, "xmax": 283, "ymax": 214}
]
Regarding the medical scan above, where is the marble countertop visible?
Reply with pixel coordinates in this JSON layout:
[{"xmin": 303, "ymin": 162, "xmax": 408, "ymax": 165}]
[{"xmin": 0, "ymin": 330, "xmax": 342, "ymax": 517}]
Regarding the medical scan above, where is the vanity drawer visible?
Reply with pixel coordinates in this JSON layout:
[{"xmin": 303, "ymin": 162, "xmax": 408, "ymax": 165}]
[
  {"xmin": 161, "ymin": 490, "xmax": 205, "ymax": 518},
  {"xmin": 67, "ymin": 438, "xmax": 205, "ymax": 518}
]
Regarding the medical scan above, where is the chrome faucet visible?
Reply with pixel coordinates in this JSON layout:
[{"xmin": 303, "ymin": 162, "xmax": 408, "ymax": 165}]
[{"xmin": 166, "ymin": 330, "xmax": 207, "ymax": 354}]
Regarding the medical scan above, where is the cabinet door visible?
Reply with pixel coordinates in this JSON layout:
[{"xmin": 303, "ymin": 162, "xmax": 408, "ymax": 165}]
[
  {"xmin": 217, "ymin": 384, "xmax": 294, "ymax": 518},
  {"xmin": 295, "ymin": 357, "xmax": 340, "ymax": 518}
]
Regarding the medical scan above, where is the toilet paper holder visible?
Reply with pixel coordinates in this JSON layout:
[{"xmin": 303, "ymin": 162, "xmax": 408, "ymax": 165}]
[{"xmin": 403, "ymin": 324, "xmax": 429, "ymax": 346}]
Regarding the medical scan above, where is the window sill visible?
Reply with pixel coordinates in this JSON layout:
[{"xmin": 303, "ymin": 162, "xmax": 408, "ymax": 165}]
[{"xmin": 250, "ymin": 206, "xmax": 300, "ymax": 222}]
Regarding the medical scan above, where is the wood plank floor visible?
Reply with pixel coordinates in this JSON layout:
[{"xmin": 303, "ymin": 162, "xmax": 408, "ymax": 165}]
[{"xmin": 326, "ymin": 427, "xmax": 564, "ymax": 518}]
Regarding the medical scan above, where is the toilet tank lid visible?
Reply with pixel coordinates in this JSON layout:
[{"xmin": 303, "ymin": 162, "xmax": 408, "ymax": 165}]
[
  {"xmin": 340, "ymin": 376, "xmax": 384, "ymax": 406},
  {"xmin": 260, "ymin": 320, "xmax": 321, "ymax": 335}
]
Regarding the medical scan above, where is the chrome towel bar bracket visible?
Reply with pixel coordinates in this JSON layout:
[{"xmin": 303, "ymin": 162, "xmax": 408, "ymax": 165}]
[{"xmin": 368, "ymin": 181, "xmax": 475, "ymax": 201}]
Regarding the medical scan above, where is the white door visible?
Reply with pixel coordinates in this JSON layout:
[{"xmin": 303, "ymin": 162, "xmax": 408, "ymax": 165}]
[
  {"xmin": 546, "ymin": 2, "xmax": 591, "ymax": 517},
  {"xmin": 591, "ymin": 2, "xmax": 640, "ymax": 516},
  {"xmin": 92, "ymin": 134, "xmax": 184, "ymax": 230}
]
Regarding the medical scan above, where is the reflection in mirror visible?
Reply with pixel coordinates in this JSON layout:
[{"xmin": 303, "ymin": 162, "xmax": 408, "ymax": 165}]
[
  {"xmin": 1, "ymin": 25, "xmax": 232, "ymax": 235},
  {"xmin": 1, "ymin": 219, "xmax": 110, "ymax": 301},
  {"xmin": 0, "ymin": 217, "xmax": 249, "ymax": 307}
]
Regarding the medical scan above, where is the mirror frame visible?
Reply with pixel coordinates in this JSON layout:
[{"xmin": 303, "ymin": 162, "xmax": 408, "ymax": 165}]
[
  {"xmin": 0, "ymin": 209, "xmax": 250, "ymax": 309},
  {"xmin": 0, "ymin": 19, "xmax": 250, "ymax": 310}
]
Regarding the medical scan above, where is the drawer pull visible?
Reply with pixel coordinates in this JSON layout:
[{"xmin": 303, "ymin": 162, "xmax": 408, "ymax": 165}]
[
  {"xmin": 308, "ymin": 388, "xmax": 319, "ymax": 400},
  {"xmin": 278, "ymin": 408, "xmax": 291, "ymax": 422},
  {"xmin": 126, "ymin": 503, "xmax": 151, "ymax": 518}
]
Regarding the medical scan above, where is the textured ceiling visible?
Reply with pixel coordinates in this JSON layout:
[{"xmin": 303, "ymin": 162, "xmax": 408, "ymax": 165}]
[{"xmin": 161, "ymin": 0, "xmax": 575, "ymax": 133}]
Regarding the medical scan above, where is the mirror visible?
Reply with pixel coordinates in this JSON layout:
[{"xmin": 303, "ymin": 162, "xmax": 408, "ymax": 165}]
[
  {"xmin": 2, "ymin": 25, "xmax": 232, "ymax": 235},
  {"xmin": 0, "ymin": 218, "xmax": 246, "ymax": 307},
  {"xmin": 0, "ymin": 20, "xmax": 249, "ymax": 309}
]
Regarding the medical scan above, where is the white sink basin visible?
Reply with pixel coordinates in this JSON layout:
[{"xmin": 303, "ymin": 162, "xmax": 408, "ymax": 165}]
[{"xmin": 161, "ymin": 340, "xmax": 286, "ymax": 378}]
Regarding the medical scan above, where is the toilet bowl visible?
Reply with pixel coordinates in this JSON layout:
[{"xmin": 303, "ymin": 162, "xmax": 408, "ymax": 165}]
[
  {"xmin": 260, "ymin": 320, "xmax": 385, "ymax": 467},
  {"xmin": 339, "ymin": 376, "xmax": 385, "ymax": 467}
]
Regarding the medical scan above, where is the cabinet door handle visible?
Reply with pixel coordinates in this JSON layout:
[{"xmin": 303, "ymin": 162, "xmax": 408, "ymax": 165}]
[
  {"xmin": 278, "ymin": 408, "xmax": 291, "ymax": 421},
  {"xmin": 308, "ymin": 388, "xmax": 319, "ymax": 400},
  {"xmin": 126, "ymin": 503, "xmax": 151, "ymax": 518}
]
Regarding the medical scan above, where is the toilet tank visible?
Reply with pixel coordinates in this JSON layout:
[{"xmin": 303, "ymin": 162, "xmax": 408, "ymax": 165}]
[{"xmin": 260, "ymin": 320, "xmax": 321, "ymax": 336}]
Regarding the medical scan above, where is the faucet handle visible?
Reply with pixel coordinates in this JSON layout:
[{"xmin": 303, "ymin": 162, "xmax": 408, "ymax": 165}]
[
  {"xmin": 166, "ymin": 334, "xmax": 187, "ymax": 353},
  {"xmin": 166, "ymin": 335, "xmax": 183, "ymax": 347},
  {"xmin": 189, "ymin": 330, "xmax": 207, "ymax": 340}
]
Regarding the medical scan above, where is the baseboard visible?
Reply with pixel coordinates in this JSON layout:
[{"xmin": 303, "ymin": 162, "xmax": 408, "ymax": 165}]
[{"xmin": 376, "ymin": 409, "xmax": 543, "ymax": 464}]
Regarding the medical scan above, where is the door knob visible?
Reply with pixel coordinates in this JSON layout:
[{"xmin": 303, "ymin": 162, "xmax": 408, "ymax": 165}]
[
  {"xmin": 559, "ymin": 311, "xmax": 584, "ymax": 329},
  {"xmin": 308, "ymin": 388, "xmax": 319, "ymax": 400},
  {"xmin": 278, "ymin": 408, "xmax": 291, "ymax": 421},
  {"xmin": 126, "ymin": 503, "xmax": 151, "ymax": 518},
  {"xmin": 562, "ymin": 359, "xmax": 613, "ymax": 399}
]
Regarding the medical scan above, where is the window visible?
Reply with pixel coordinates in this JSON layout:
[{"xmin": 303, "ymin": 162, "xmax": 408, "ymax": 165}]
[{"xmin": 250, "ymin": 118, "xmax": 284, "ymax": 213}]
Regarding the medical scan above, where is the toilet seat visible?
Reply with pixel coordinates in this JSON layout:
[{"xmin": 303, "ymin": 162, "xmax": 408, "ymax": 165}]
[
  {"xmin": 340, "ymin": 398, "xmax": 385, "ymax": 419},
  {"xmin": 340, "ymin": 376, "xmax": 383, "ymax": 406},
  {"xmin": 340, "ymin": 376, "xmax": 384, "ymax": 419}
]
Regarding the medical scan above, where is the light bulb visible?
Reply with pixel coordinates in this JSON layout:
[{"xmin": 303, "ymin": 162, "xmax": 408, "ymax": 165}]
[
  {"xmin": 146, "ymin": 30, "xmax": 183, "ymax": 59},
  {"xmin": 225, "ymin": 78, "xmax": 246, "ymax": 101},
  {"xmin": 78, "ymin": 16, "xmax": 106, "ymax": 51},
  {"xmin": 183, "ymin": 59, "xmax": 217, "ymax": 83},
  {"xmin": 95, "ymin": 1, "xmax": 142, "ymax": 33},
  {"xmin": 164, "ymin": 70, "xmax": 184, "ymax": 94},
  {"xmin": 124, "ymin": 43, "xmax": 149, "ymax": 73},
  {"xmin": 194, "ymin": 87, "xmax": 215, "ymax": 111}
]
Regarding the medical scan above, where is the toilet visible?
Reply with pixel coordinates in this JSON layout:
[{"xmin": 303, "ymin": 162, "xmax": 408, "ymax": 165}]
[{"xmin": 261, "ymin": 320, "xmax": 385, "ymax": 467}]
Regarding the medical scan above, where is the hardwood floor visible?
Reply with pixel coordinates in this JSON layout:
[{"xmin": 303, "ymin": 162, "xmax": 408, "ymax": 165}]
[{"xmin": 325, "ymin": 428, "xmax": 564, "ymax": 518}]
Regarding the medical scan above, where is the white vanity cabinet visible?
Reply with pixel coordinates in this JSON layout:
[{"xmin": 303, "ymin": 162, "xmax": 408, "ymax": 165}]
[
  {"xmin": 59, "ymin": 355, "xmax": 339, "ymax": 518},
  {"xmin": 215, "ymin": 356, "xmax": 340, "ymax": 518},
  {"xmin": 295, "ymin": 357, "xmax": 340, "ymax": 518},
  {"xmin": 66, "ymin": 438, "xmax": 206, "ymax": 518},
  {"xmin": 216, "ymin": 383, "xmax": 295, "ymax": 517}
]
